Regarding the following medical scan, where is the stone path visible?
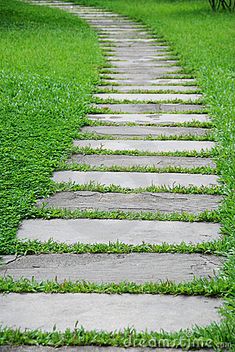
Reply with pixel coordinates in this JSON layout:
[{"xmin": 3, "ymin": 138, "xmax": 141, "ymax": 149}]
[{"xmin": 0, "ymin": 0, "xmax": 224, "ymax": 346}]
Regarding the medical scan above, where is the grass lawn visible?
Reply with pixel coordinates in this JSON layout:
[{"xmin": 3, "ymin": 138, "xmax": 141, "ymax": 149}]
[
  {"xmin": 0, "ymin": 0, "xmax": 234, "ymax": 349},
  {"xmin": 0, "ymin": 0, "xmax": 103, "ymax": 251}
]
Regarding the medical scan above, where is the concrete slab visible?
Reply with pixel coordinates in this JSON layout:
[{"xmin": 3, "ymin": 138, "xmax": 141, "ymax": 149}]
[
  {"xmin": 102, "ymin": 79, "xmax": 196, "ymax": 85},
  {"xmin": 88, "ymin": 113, "xmax": 209, "ymax": 124},
  {"xmin": 67, "ymin": 154, "xmax": 216, "ymax": 168},
  {"xmin": 1, "ymin": 253, "xmax": 223, "ymax": 283},
  {"xmin": 0, "ymin": 293, "xmax": 222, "ymax": 332},
  {"xmin": 101, "ymin": 38, "xmax": 157, "ymax": 42},
  {"xmin": 105, "ymin": 54, "xmax": 171, "ymax": 60},
  {"xmin": 96, "ymin": 103, "xmax": 204, "ymax": 113},
  {"xmin": 37, "ymin": 191, "xmax": 222, "ymax": 214},
  {"xmin": 82, "ymin": 125, "xmax": 209, "ymax": 137},
  {"xmin": 105, "ymin": 65, "xmax": 181, "ymax": 75},
  {"xmin": 52, "ymin": 171, "xmax": 218, "ymax": 188},
  {"xmin": 100, "ymin": 85, "xmax": 198, "ymax": 92},
  {"xmin": 109, "ymin": 60, "xmax": 178, "ymax": 66},
  {"xmin": 99, "ymin": 34, "xmax": 152, "ymax": 39},
  {"xmin": 17, "ymin": 219, "xmax": 221, "ymax": 245},
  {"xmin": 74, "ymin": 139, "xmax": 214, "ymax": 153},
  {"xmin": 95, "ymin": 93, "xmax": 202, "ymax": 102}
]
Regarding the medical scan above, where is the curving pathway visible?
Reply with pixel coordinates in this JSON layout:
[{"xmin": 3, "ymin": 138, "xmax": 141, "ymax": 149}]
[{"xmin": 0, "ymin": 0, "xmax": 224, "ymax": 347}]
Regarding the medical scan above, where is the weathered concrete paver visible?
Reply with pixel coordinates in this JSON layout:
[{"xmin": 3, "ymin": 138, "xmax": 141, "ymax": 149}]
[
  {"xmin": 96, "ymin": 103, "xmax": 204, "ymax": 113},
  {"xmin": 82, "ymin": 125, "xmax": 211, "ymax": 137},
  {"xmin": 94, "ymin": 93, "xmax": 202, "ymax": 102},
  {"xmin": 17, "ymin": 219, "xmax": 221, "ymax": 244},
  {"xmin": 37, "ymin": 191, "xmax": 222, "ymax": 214},
  {"xmin": 67, "ymin": 154, "xmax": 216, "ymax": 168},
  {"xmin": 1, "ymin": 253, "xmax": 223, "ymax": 283},
  {"xmin": 74, "ymin": 139, "xmax": 214, "ymax": 153},
  {"xmin": 0, "ymin": 293, "xmax": 222, "ymax": 332},
  {"xmin": 102, "ymin": 78, "xmax": 196, "ymax": 85},
  {"xmin": 88, "ymin": 113, "xmax": 210, "ymax": 124},
  {"xmin": 53, "ymin": 170, "xmax": 218, "ymax": 188},
  {"xmin": 100, "ymin": 85, "xmax": 199, "ymax": 92}
]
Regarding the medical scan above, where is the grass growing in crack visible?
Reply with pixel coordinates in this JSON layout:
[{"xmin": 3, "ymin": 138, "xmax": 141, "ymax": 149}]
[
  {"xmin": 30, "ymin": 207, "xmax": 221, "ymax": 223},
  {"xmin": 96, "ymin": 88, "xmax": 202, "ymax": 94},
  {"xmin": 87, "ymin": 119, "xmax": 214, "ymax": 128},
  {"xmin": 75, "ymin": 131, "xmax": 215, "ymax": 141},
  {"xmin": 71, "ymin": 146, "xmax": 215, "ymax": 158},
  {"xmin": 0, "ymin": 237, "xmax": 226, "ymax": 255},
  {"xmin": 0, "ymin": 274, "xmax": 233, "ymax": 296},
  {"xmin": 0, "ymin": 318, "xmax": 234, "ymax": 350},
  {"xmin": 57, "ymin": 161, "xmax": 217, "ymax": 175},
  {"xmin": 92, "ymin": 97, "xmax": 205, "ymax": 105},
  {"xmin": 54, "ymin": 182, "xmax": 222, "ymax": 196}
]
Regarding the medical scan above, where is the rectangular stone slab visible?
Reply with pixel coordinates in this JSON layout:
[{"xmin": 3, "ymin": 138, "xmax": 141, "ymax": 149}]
[
  {"xmin": 1, "ymin": 253, "xmax": 223, "ymax": 283},
  {"xmin": 52, "ymin": 171, "xmax": 218, "ymax": 188},
  {"xmin": 100, "ymin": 85, "xmax": 199, "ymax": 92},
  {"xmin": 103, "ymin": 67, "xmax": 181, "ymax": 73},
  {"xmin": 88, "ymin": 113, "xmax": 209, "ymax": 124},
  {"xmin": 109, "ymin": 60, "xmax": 178, "ymax": 66},
  {"xmin": 74, "ymin": 139, "xmax": 215, "ymax": 153},
  {"xmin": 82, "ymin": 125, "xmax": 210, "ymax": 137},
  {"xmin": 67, "ymin": 154, "xmax": 216, "ymax": 168},
  {"xmin": 37, "ymin": 191, "xmax": 222, "ymax": 214},
  {"xmin": 95, "ymin": 93, "xmax": 202, "ymax": 102},
  {"xmin": 101, "ymin": 38, "xmax": 157, "ymax": 42},
  {"xmin": 0, "ymin": 293, "xmax": 222, "ymax": 332},
  {"xmin": 96, "ymin": 103, "xmax": 204, "ymax": 113},
  {"xmin": 17, "ymin": 219, "xmax": 221, "ymax": 245},
  {"xmin": 103, "ymin": 79, "xmax": 196, "ymax": 85},
  {"xmin": 103, "ymin": 73, "xmax": 181, "ymax": 80}
]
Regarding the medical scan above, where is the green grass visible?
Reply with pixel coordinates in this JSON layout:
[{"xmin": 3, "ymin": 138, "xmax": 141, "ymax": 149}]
[
  {"xmin": 0, "ymin": 274, "xmax": 233, "ymax": 296},
  {"xmin": 0, "ymin": 319, "xmax": 234, "ymax": 350},
  {"xmin": 57, "ymin": 161, "xmax": 216, "ymax": 175},
  {"xmin": 74, "ymin": 131, "xmax": 215, "ymax": 141},
  {"xmin": 53, "ymin": 182, "xmax": 222, "ymax": 196},
  {"xmin": 0, "ymin": 0, "xmax": 103, "ymax": 246}
]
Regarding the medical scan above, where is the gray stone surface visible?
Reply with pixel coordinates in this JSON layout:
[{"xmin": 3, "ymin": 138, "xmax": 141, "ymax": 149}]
[
  {"xmin": 67, "ymin": 153, "xmax": 216, "ymax": 168},
  {"xmin": 1, "ymin": 253, "xmax": 223, "ymax": 283},
  {"xmin": 109, "ymin": 60, "xmax": 178, "ymax": 66},
  {"xmin": 95, "ymin": 93, "xmax": 202, "ymax": 102},
  {"xmin": 37, "ymin": 191, "xmax": 222, "ymax": 214},
  {"xmin": 102, "ymin": 38, "xmax": 157, "ymax": 42},
  {"xmin": 82, "ymin": 125, "xmax": 210, "ymax": 137},
  {"xmin": 0, "ymin": 293, "xmax": 222, "ymax": 332},
  {"xmin": 96, "ymin": 103, "xmax": 204, "ymax": 113},
  {"xmin": 17, "ymin": 218, "xmax": 221, "ymax": 245},
  {"xmin": 102, "ymin": 79, "xmax": 196, "ymax": 85},
  {"xmin": 88, "ymin": 113, "xmax": 210, "ymax": 124},
  {"xmin": 103, "ymin": 73, "xmax": 183, "ymax": 80},
  {"xmin": 74, "ymin": 139, "xmax": 215, "ymax": 153},
  {"xmin": 100, "ymin": 85, "xmax": 198, "ymax": 92},
  {"xmin": 103, "ymin": 67, "xmax": 181, "ymax": 73},
  {"xmin": 53, "ymin": 171, "xmax": 218, "ymax": 188}
]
